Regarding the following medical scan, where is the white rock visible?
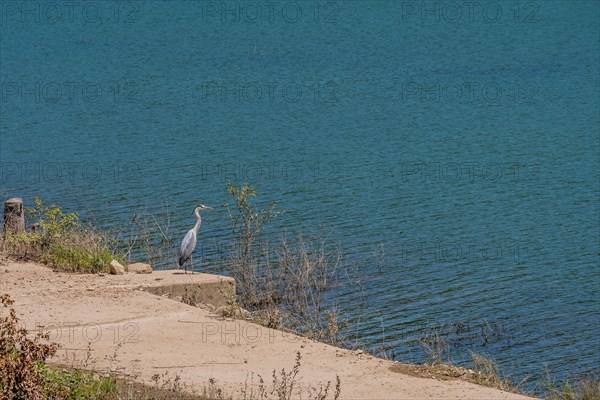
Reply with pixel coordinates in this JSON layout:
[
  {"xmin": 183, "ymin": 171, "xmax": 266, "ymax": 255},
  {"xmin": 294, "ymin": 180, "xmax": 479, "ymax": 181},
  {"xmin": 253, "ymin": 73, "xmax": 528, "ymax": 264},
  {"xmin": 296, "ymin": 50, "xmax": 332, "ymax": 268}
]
[{"xmin": 109, "ymin": 260, "xmax": 125, "ymax": 275}]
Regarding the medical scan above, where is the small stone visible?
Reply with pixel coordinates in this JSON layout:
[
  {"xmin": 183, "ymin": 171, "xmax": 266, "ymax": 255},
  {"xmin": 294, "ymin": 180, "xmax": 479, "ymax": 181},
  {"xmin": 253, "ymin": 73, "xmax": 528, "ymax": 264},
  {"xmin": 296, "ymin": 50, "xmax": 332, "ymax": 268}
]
[
  {"xmin": 355, "ymin": 350, "xmax": 364, "ymax": 355},
  {"xmin": 109, "ymin": 260, "xmax": 125, "ymax": 275},
  {"xmin": 128, "ymin": 262, "xmax": 153, "ymax": 274}
]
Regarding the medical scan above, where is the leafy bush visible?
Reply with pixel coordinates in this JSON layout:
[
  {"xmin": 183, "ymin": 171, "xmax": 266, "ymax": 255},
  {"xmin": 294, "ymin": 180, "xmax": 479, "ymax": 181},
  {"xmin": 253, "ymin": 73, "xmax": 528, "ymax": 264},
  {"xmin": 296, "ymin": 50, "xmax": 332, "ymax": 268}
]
[
  {"xmin": 41, "ymin": 367, "xmax": 118, "ymax": 399},
  {"xmin": 1, "ymin": 197, "xmax": 118, "ymax": 273},
  {"xmin": 0, "ymin": 293, "xmax": 59, "ymax": 399}
]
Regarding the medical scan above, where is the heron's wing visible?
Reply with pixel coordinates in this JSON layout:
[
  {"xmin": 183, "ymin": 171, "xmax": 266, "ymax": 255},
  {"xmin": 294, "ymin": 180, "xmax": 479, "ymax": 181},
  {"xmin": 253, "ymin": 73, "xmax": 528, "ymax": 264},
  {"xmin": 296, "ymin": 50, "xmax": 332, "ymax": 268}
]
[{"xmin": 178, "ymin": 229, "xmax": 197, "ymax": 266}]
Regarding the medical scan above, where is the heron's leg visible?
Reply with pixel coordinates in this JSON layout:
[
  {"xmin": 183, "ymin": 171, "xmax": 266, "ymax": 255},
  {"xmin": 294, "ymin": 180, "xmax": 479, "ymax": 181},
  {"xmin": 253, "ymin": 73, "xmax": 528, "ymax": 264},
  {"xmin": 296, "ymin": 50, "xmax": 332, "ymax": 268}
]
[{"xmin": 191, "ymin": 255, "xmax": 194, "ymax": 274}]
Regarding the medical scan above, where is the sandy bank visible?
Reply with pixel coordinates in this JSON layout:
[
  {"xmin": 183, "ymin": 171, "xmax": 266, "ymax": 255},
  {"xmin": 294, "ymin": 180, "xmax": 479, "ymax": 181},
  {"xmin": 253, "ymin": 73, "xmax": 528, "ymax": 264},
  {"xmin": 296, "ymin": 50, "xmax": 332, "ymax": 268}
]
[{"xmin": 0, "ymin": 259, "xmax": 535, "ymax": 399}]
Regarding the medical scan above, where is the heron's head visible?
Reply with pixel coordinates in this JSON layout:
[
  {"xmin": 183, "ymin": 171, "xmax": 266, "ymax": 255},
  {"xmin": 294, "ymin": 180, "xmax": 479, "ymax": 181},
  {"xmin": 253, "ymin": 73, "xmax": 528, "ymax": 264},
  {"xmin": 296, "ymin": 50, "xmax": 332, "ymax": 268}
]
[{"xmin": 195, "ymin": 204, "xmax": 213, "ymax": 212}]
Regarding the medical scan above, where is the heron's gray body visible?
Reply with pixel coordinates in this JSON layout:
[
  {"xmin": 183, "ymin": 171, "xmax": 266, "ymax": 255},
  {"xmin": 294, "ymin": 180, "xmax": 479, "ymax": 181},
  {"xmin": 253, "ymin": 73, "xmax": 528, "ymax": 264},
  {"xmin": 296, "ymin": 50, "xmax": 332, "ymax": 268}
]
[
  {"xmin": 178, "ymin": 229, "xmax": 197, "ymax": 267},
  {"xmin": 177, "ymin": 204, "xmax": 212, "ymax": 273}
]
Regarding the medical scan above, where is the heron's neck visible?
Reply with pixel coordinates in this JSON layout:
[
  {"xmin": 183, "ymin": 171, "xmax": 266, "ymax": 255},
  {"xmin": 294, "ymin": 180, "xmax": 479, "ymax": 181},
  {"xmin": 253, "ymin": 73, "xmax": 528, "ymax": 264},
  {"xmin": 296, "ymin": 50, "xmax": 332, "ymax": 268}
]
[{"xmin": 193, "ymin": 209, "xmax": 202, "ymax": 232}]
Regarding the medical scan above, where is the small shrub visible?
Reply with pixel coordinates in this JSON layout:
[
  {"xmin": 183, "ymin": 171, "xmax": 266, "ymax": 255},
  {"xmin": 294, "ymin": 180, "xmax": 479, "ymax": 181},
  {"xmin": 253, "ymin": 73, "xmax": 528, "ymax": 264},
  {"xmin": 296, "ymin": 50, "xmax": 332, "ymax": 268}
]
[
  {"xmin": 41, "ymin": 367, "xmax": 117, "ymax": 399},
  {"xmin": 1, "ymin": 197, "xmax": 119, "ymax": 273},
  {"xmin": 182, "ymin": 286, "xmax": 199, "ymax": 307},
  {"xmin": 269, "ymin": 351, "xmax": 302, "ymax": 400},
  {"xmin": 225, "ymin": 183, "xmax": 345, "ymax": 345},
  {"xmin": 0, "ymin": 293, "xmax": 59, "ymax": 399},
  {"xmin": 225, "ymin": 182, "xmax": 281, "ymax": 307}
]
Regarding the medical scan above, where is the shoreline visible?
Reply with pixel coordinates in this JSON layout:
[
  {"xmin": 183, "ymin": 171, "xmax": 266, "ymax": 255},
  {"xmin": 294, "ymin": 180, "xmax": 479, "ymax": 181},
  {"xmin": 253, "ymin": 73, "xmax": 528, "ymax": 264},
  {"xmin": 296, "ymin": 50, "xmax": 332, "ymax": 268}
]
[{"xmin": 0, "ymin": 258, "xmax": 535, "ymax": 400}]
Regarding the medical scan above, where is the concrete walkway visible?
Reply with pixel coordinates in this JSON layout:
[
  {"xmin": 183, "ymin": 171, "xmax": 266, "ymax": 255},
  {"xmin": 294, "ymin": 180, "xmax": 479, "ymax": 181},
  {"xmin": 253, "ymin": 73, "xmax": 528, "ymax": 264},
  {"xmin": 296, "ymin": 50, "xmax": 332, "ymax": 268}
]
[{"xmin": 0, "ymin": 260, "xmax": 535, "ymax": 399}]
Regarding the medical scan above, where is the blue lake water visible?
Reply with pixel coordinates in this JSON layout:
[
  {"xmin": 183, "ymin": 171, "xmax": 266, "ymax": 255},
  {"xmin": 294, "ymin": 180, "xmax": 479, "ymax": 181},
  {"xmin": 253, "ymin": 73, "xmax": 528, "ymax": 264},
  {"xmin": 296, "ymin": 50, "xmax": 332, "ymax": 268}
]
[{"xmin": 1, "ymin": 0, "xmax": 599, "ymax": 388}]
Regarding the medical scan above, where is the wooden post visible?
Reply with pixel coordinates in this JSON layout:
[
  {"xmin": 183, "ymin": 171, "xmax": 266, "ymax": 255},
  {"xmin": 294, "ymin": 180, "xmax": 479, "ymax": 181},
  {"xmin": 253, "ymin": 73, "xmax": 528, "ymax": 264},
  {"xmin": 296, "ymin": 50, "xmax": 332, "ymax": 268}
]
[{"xmin": 4, "ymin": 198, "xmax": 24, "ymax": 234}]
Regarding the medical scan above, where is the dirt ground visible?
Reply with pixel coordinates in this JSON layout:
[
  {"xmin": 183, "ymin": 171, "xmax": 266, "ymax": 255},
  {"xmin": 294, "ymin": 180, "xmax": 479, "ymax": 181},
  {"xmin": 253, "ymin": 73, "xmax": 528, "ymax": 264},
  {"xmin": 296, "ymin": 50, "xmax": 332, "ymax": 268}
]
[{"xmin": 0, "ymin": 259, "xmax": 536, "ymax": 399}]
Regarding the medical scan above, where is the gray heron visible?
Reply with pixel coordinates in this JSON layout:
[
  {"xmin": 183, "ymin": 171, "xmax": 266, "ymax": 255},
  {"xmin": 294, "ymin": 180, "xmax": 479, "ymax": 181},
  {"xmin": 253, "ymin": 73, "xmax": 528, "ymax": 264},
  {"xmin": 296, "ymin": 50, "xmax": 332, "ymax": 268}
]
[{"xmin": 177, "ymin": 204, "xmax": 213, "ymax": 274}]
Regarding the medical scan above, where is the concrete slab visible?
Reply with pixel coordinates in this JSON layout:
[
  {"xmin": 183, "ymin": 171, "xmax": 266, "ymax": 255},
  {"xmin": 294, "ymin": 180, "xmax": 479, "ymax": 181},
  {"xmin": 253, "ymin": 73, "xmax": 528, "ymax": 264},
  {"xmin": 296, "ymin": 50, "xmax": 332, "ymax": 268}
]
[{"xmin": 0, "ymin": 259, "xmax": 536, "ymax": 400}]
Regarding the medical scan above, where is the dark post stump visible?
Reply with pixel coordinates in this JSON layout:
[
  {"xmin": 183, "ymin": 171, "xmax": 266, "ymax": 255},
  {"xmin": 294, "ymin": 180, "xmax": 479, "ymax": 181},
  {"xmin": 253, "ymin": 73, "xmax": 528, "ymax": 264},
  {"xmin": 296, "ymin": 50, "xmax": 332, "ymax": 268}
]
[{"xmin": 4, "ymin": 198, "xmax": 25, "ymax": 234}]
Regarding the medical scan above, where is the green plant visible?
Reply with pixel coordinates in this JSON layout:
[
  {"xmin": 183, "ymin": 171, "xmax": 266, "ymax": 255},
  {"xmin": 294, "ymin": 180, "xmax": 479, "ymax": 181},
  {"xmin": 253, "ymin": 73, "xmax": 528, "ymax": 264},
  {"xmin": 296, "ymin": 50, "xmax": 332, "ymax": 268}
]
[
  {"xmin": 41, "ymin": 367, "xmax": 117, "ymax": 399},
  {"xmin": 26, "ymin": 196, "xmax": 81, "ymax": 243},
  {"xmin": 1, "ymin": 197, "xmax": 119, "ymax": 273}
]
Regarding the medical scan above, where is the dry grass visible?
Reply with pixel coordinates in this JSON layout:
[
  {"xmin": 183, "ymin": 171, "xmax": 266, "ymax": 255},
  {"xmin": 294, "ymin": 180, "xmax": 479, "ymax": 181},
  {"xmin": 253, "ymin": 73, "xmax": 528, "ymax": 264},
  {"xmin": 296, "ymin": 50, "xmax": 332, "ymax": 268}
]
[
  {"xmin": 390, "ymin": 360, "xmax": 534, "ymax": 399},
  {"xmin": 469, "ymin": 352, "xmax": 524, "ymax": 393},
  {"xmin": 238, "ymin": 352, "xmax": 341, "ymax": 400},
  {"xmin": 541, "ymin": 370, "xmax": 600, "ymax": 400},
  {"xmin": 418, "ymin": 332, "xmax": 453, "ymax": 365},
  {"xmin": 224, "ymin": 183, "xmax": 345, "ymax": 345},
  {"xmin": 405, "ymin": 330, "xmax": 529, "ymax": 394},
  {"xmin": 389, "ymin": 353, "xmax": 519, "ymax": 393},
  {"xmin": 399, "ymin": 332, "xmax": 600, "ymax": 400},
  {"xmin": 116, "ymin": 200, "xmax": 173, "ymax": 269}
]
